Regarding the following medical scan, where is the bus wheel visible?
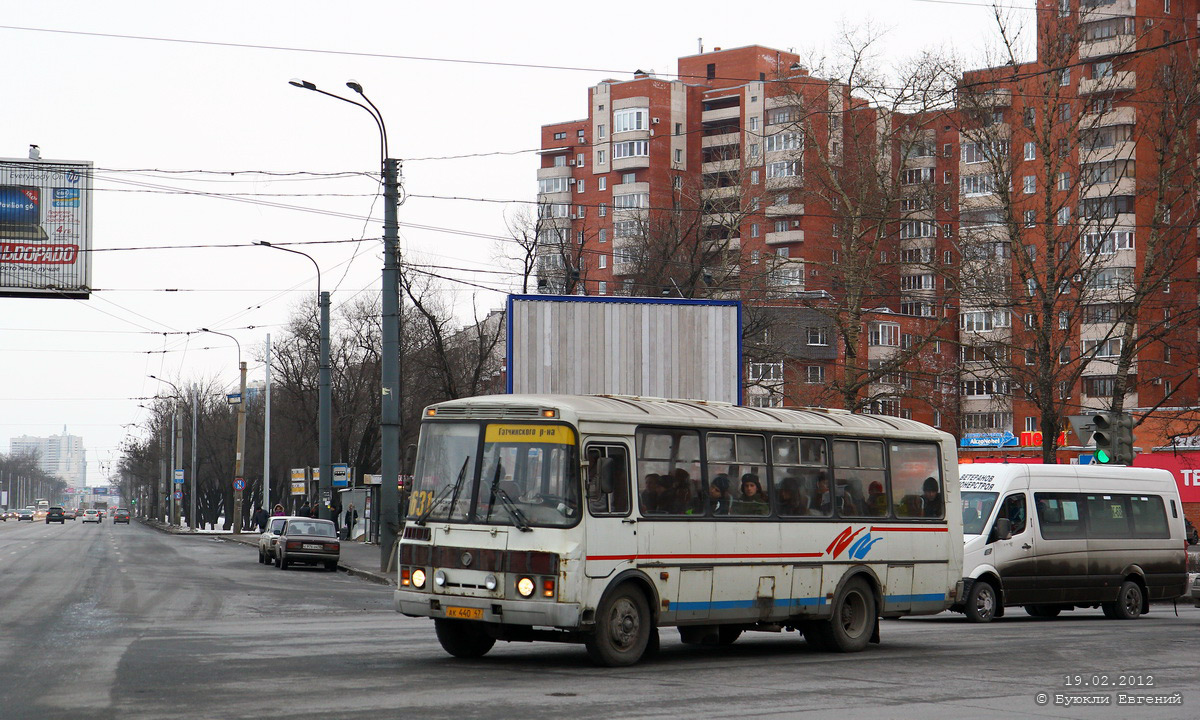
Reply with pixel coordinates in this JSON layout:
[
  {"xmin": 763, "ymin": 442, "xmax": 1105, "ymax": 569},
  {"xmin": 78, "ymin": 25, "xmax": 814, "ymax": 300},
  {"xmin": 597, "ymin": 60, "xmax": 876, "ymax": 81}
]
[
  {"xmin": 585, "ymin": 584, "xmax": 650, "ymax": 667},
  {"xmin": 434, "ymin": 619, "xmax": 496, "ymax": 658},
  {"xmin": 717, "ymin": 626, "xmax": 743, "ymax": 646},
  {"xmin": 1102, "ymin": 581, "xmax": 1143, "ymax": 620},
  {"xmin": 823, "ymin": 577, "xmax": 875, "ymax": 652},
  {"xmin": 964, "ymin": 580, "xmax": 997, "ymax": 623},
  {"xmin": 1025, "ymin": 604, "xmax": 1061, "ymax": 619}
]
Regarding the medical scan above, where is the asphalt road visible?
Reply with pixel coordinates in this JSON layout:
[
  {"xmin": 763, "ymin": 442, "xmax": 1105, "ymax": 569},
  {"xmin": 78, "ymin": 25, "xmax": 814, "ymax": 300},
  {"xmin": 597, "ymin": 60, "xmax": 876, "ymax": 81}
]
[{"xmin": 1, "ymin": 518, "xmax": 1197, "ymax": 720}]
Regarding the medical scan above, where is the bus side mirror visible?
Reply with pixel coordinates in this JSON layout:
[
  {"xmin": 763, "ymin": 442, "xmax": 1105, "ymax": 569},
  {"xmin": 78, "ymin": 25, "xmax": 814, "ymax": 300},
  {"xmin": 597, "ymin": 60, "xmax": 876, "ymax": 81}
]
[
  {"xmin": 587, "ymin": 457, "xmax": 615, "ymax": 500},
  {"xmin": 994, "ymin": 517, "xmax": 1012, "ymax": 541}
]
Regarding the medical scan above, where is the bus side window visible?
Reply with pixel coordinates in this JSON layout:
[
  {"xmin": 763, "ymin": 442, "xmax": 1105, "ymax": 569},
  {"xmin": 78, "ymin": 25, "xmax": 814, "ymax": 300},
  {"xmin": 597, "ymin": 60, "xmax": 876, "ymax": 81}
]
[{"xmin": 587, "ymin": 444, "xmax": 630, "ymax": 516}]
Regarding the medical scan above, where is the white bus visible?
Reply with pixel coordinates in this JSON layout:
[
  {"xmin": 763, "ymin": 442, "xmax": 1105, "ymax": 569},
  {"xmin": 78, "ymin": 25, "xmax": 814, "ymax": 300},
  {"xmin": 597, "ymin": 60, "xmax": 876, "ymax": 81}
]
[
  {"xmin": 956, "ymin": 464, "xmax": 1188, "ymax": 622},
  {"xmin": 395, "ymin": 395, "xmax": 963, "ymax": 666}
]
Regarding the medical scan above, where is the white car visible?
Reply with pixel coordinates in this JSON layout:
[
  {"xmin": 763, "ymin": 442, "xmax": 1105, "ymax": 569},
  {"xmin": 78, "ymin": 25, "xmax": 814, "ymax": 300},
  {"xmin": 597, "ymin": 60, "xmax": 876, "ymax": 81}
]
[{"xmin": 81, "ymin": 509, "xmax": 101, "ymax": 524}]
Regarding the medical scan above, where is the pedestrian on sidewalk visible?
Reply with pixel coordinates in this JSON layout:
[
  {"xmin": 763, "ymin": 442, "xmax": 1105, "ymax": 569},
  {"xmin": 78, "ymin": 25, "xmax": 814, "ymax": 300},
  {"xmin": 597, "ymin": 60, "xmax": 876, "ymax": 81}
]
[
  {"xmin": 271, "ymin": 503, "xmax": 285, "ymax": 517},
  {"xmin": 343, "ymin": 504, "xmax": 359, "ymax": 540},
  {"xmin": 251, "ymin": 505, "xmax": 270, "ymax": 532},
  {"xmin": 298, "ymin": 500, "xmax": 311, "ymax": 518}
]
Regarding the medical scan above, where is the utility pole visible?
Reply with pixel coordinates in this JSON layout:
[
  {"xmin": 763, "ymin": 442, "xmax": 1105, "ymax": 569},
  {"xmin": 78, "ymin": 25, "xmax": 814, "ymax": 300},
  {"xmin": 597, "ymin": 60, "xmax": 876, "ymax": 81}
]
[
  {"xmin": 264, "ymin": 333, "xmax": 272, "ymax": 516},
  {"xmin": 232, "ymin": 360, "xmax": 248, "ymax": 533},
  {"xmin": 380, "ymin": 157, "xmax": 402, "ymax": 571},
  {"xmin": 190, "ymin": 386, "xmax": 198, "ymax": 529},
  {"xmin": 319, "ymin": 291, "xmax": 332, "ymax": 521}
]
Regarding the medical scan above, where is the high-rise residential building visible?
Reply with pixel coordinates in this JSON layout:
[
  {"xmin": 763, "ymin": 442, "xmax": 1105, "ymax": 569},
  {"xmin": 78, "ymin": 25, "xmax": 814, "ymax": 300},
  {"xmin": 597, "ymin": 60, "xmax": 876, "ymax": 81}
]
[
  {"xmin": 9, "ymin": 428, "xmax": 87, "ymax": 487},
  {"xmin": 536, "ymin": 7, "xmax": 1200, "ymax": 457}
]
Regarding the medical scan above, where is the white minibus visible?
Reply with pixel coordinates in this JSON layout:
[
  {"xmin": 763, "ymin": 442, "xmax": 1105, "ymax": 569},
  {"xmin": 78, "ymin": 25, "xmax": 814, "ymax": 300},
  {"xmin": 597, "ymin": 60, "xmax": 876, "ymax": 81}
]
[
  {"xmin": 956, "ymin": 463, "xmax": 1188, "ymax": 622},
  {"xmin": 395, "ymin": 394, "xmax": 964, "ymax": 666}
]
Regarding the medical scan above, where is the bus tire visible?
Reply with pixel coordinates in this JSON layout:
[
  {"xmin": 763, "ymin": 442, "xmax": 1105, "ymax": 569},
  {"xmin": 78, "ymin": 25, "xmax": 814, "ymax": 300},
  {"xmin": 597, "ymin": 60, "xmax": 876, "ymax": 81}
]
[
  {"xmin": 823, "ymin": 577, "xmax": 876, "ymax": 652},
  {"xmin": 585, "ymin": 583, "xmax": 650, "ymax": 667},
  {"xmin": 717, "ymin": 626, "xmax": 743, "ymax": 646},
  {"xmin": 434, "ymin": 619, "xmax": 496, "ymax": 658},
  {"xmin": 964, "ymin": 580, "xmax": 997, "ymax": 623},
  {"xmin": 1102, "ymin": 581, "xmax": 1143, "ymax": 620}
]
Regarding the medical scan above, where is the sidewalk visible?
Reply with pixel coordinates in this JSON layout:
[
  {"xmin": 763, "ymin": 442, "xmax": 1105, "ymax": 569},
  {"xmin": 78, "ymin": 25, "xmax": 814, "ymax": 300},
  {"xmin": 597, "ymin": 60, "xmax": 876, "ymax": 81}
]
[{"xmin": 141, "ymin": 519, "xmax": 397, "ymax": 586}]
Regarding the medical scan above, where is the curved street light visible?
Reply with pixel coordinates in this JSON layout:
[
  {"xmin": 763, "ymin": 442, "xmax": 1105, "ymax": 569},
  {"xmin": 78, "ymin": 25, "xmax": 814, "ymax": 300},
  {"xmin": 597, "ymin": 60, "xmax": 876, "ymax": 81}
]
[
  {"xmin": 290, "ymin": 78, "xmax": 402, "ymax": 565},
  {"xmin": 254, "ymin": 241, "xmax": 331, "ymax": 521},
  {"xmin": 199, "ymin": 327, "xmax": 248, "ymax": 534}
]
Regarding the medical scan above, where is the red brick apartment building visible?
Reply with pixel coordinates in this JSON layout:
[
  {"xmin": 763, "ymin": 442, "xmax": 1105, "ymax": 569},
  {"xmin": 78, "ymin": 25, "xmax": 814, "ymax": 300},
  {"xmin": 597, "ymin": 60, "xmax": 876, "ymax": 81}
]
[{"xmin": 534, "ymin": 0, "xmax": 1200, "ymax": 461}]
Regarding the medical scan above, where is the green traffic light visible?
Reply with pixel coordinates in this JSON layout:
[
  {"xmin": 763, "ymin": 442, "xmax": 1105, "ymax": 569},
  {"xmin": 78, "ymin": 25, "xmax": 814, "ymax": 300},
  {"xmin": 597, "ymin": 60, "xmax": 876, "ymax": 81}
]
[{"xmin": 1095, "ymin": 449, "xmax": 1111, "ymax": 464}]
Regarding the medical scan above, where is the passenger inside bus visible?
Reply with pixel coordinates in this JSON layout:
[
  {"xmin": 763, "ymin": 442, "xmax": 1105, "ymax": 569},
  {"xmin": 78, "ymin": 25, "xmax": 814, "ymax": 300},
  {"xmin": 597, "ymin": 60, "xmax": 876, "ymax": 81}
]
[
  {"xmin": 708, "ymin": 474, "xmax": 732, "ymax": 515},
  {"xmin": 921, "ymin": 477, "xmax": 943, "ymax": 517},
  {"xmin": 732, "ymin": 473, "xmax": 769, "ymax": 515},
  {"xmin": 813, "ymin": 473, "xmax": 833, "ymax": 515},
  {"xmin": 777, "ymin": 477, "xmax": 808, "ymax": 516},
  {"xmin": 865, "ymin": 481, "xmax": 888, "ymax": 516},
  {"xmin": 640, "ymin": 473, "xmax": 663, "ymax": 513}
]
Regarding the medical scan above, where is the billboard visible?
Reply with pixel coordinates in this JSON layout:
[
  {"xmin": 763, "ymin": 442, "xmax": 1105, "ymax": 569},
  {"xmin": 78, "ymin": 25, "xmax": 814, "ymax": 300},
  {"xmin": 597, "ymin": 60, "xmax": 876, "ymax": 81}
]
[
  {"xmin": 506, "ymin": 295, "xmax": 742, "ymax": 404},
  {"xmin": 0, "ymin": 157, "xmax": 93, "ymax": 299}
]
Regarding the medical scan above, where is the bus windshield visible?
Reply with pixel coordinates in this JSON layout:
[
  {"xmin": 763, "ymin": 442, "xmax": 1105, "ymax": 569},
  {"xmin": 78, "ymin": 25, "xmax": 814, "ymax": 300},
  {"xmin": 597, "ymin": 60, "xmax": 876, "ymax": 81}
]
[
  {"xmin": 407, "ymin": 421, "xmax": 581, "ymax": 528},
  {"xmin": 961, "ymin": 491, "xmax": 998, "ymax": 536}
]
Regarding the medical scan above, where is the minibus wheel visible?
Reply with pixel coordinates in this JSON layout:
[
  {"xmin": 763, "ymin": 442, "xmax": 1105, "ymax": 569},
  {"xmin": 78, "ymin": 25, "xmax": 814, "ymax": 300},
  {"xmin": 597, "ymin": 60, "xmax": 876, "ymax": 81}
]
[
  {"xmin": 586, "ymin": 583, "xmax": 650, "ymax": 666},
  {"xmin": 435, "ymin": 619, "xmax": 496, "ymax": 658},
  {"xmin": 1102, "ymin": 581, "xmax": 1143, "ymax": 620},
  {"xmin": 1025, "ymin": 604, "xmax": 1061, "ymax": 618},
  {"xmin": 964, "ymin": 580, "xmax": 997, "ymax": 623},
  {"xmin": 823, "ymin": 577, "xmax": 875, "ymax": 652}
]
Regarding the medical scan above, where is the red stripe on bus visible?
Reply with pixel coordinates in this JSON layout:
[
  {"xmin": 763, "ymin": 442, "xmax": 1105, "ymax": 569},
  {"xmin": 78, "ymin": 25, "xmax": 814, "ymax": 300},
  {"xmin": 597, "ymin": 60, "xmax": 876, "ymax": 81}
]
[
  {"xmin": 869, "ymin": 526, "xmax": 949, "ymax": 533},
  {"xmin": 587, "ymin": 552, "xmax": 824, "ymax": 561}
]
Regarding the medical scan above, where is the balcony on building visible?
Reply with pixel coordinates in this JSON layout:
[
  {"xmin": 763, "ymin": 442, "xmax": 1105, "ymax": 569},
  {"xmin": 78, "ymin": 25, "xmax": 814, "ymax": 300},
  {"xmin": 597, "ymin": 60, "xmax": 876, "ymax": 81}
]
[
  {"xmin": 1080, "ymin": 139, "xmax": 1135, "ymax": 166},
  {"xmin": 972, "ymin": 88, "xmax": 1012, "ymax": 107},
  {"xmin": 701, "ymin": 94, "xmax": 741, "ymax": 124},
  {"xmin": 1081, "ymin": 176, "xmax": 1135, "ymax": 199},
  {"xmin": 764, "ymin": 229, "xmax": 804, "ymax": 246},
  {"xmin": 702, "ymin": 235, "xmax": 741, "ymax": 252},
  {"xmin": 1079, "ymin": 0, "xmax": 1135, "ymax": 25},
  {"xmin": 765, "ymin": 174, "xmax": 803, "ymax": 190},
  {"xmin": 1078, "ymin": 33, "xmax": 1137, "ymax": 61},
  {"xmin": 537, "ymin": 164, "xmax": 573, "ymax": 181},
  {"xmin": 1079, "ymin": 71, "xmax": 1136, "ymax": 96},
  {"xmin": 765, "ymin": 203, "xmax": 805, "ymax": 217},
  {"xmin": 1078, "ymin": 104, "xmax": 1136, "ymax": 131},
  {"xmin": 612, "ymin": 155, "xmax": 650, "ymax": 171},
  {"xmin": 702, "ymin": 185, "xmax": 741, "ymax": 201},
  {"xmin": 702, "ymin": 131, "xmax": 740, "ymax": 149},
  {"xmin": 701, "ymin": 158, "xmax": 740, "ymax": 175}
]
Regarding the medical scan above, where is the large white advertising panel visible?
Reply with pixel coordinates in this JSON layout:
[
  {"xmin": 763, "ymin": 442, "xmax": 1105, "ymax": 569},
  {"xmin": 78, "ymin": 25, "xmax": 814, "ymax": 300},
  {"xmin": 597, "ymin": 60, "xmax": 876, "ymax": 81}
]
[
  {"xmin": 0, "ymin": 157, "xmax": 93, "ymax": 299},
  {"xmin": 506, "ymin": 295, "xmax": 743, "ymax": 404}
]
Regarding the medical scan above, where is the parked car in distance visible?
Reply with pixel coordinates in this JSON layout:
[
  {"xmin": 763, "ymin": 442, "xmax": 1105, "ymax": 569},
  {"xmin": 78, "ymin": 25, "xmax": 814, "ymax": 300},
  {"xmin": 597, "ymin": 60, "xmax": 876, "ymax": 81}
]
[
  {"xmin": 258, "ymin": 516, "xmax": 296, "ymax": 565},
  {"xmin": 15, "ymin": 509, "xmax": 34, "ymax": 522},
  {"xmin": 45, "ymin": 506, "xmax": 66, "ymax": 524},
  {"xmin": 112, "ymin": 508, "xmax": 130, "ymax": 524},
  {"xmin": 275, "ymin": 518, "xmax": 339, "ymax": 571},
  {"xmin": 63, "ymin": 509, "xmax": 76, "ymax": 520},
  {"xmin": 81, "ymin": 509, "xmax": 101, "ymax": 524}
]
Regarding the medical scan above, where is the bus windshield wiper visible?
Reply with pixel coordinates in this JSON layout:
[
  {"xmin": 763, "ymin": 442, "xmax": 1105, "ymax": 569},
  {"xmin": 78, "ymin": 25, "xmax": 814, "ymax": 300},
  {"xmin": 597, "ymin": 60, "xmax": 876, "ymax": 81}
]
[
  {"xmin": 415, "ymin": 456, "xmax": 470, "ymax": 526},
  {"xmin": 491, "ymin": 484, "xmax": 531, "ymax": 532},
  {"xmin": 485, "ymin": 459, "xmax": 530, "ymax": 531}
]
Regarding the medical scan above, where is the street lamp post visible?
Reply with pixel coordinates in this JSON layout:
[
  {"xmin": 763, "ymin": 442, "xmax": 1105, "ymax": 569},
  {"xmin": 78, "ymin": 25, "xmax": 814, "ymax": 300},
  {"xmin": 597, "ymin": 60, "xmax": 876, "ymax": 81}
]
[
  {"xmin": 149, "ymin": 375, "xmax": 186, "ymax": 526},
  {"xmin": 254, "ymin": 241, "xmax": 331, "ymax": 521},
  {"xmin": 290, "ymin": 78, "xmax": 402, "ymax": 570},
  {"xmin": 201, "ymin": 328, "xmax": 248, "ymax": 534}
]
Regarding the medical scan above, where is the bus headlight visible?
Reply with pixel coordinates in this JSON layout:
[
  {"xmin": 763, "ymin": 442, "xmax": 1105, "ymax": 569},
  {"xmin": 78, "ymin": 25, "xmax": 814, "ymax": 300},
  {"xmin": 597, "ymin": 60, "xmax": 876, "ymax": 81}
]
[
  {"xmin": 485, "ymin": 574, "xmax": 498, "ymax": 591},
  {"xmin": 516, "ymin": 576, "xmax": 535, "ymax": 597},
  {"xmin": 412, "ymin": 568, "xmax": 427, "ymax": 589},
  {"xmin": 434, "ymin": 570, "xmax": 447, "ymax": 587}
]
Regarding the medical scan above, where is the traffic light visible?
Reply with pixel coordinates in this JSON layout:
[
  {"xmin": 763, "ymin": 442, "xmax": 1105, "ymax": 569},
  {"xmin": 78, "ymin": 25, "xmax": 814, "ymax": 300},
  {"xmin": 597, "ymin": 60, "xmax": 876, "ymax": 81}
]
[{"xmin": 1092, "ymin": 412, "xmax": 1136, "ymax": 465}]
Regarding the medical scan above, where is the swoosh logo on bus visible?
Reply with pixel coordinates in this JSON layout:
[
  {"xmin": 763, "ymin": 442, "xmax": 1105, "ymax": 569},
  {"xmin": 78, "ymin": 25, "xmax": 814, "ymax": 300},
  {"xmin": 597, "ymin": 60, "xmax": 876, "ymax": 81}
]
[{"xmin": 826, "ymin": 526, "xmax": 865, "ymax": 559}]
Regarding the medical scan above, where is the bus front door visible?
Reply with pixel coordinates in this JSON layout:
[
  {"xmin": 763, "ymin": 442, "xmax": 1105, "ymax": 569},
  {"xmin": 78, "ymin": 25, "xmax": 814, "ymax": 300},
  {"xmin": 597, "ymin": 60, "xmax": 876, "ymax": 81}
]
[{"xmin": 583, "ymin": 442, "xmax": 637, "ymax": 579}]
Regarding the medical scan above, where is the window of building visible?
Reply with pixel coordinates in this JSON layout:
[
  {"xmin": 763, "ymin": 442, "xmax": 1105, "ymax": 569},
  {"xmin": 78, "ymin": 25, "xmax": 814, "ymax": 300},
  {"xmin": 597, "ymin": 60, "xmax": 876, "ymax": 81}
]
[
  {"xmin": 621, "ymin": 172, "xmax": 636, "ymax": 184},
  {"xmin": 538, "ymin": 176, "xmax": 569, "ymax": 194},
  {"xmin": 597, "ymin": 150, "xmax": 606, "ymax": 165},
  {"xmin": 1082, "ymin": 337, "xmax": 1123, "ymax": 357},
  {"xmin": 1060, "ymin": 69, "xmax": 1070, "ymax": 88},
  {"xmin": 750, "ymin": 223, "xmax": 760, "ymax": 238},
  {"xmin": 598, "ymin": 281, "xmax": 607, "ymax": 295},
  {"xmin": 598, "ymin": 177, "xmax": 607, "ymax": 191},
  {"xmin": 613, "ymin": 140, "xmax": 648, "ymax": 159},
  {"xmin": 1021, "ymin": 175, "xmax": 1035, "ymax": 194},
  {"xmin": 765, "ymin": 132, "xmax": 802, "ymax": 152},
  {"xmin": 1024, "ymin": 142, "xmax": 1036, "ymax": 161},
  {"xmin": 596, "ymin": 124, "xmax": 606, "ymax": 139},
  {"xmin": 962, "ymin": 379, "xmax": 1009, "ymax": 397},
  {"xmin": 901, "ymin": 167, "xmax": 932, "ymax": 185},
  {"xmin": 807, "ymin": 327, "xmax": 828, "ymax": 346},
  {"xmin": 1093, "ymin": 60, "xmax": 1114, "ymax": 79},
  {"xmin": 1023, "ymin": 210, "xmax": 1036, "ymax": 228},
  {"xmin": 598, "ymin": 228, "xmax": 607, "ymax": 243},
  {"xmin": 773, "ymin": 219, "xmax": 788, "ymax": 233},
  {"xmin": 613, "ymin": 192, "xmax": 649, "ymax": 209},
  {"xmin": 1057, "ymin": 172, "xmax": 1070, "ymax": 191},
  {"xmin": 963, "ymin": 412, "xmax": 1014, "ymax": 431},
  {"xmin": 869, "ymin": 322, "xmax": 900, "ymax": 347},
  {"xmin": 751, "ymin": 169, "xmax": 760, "ymax": 185},
  {"xmin": 806, "ymin": 365, "xmax": 825, "ymax": 384},
  {"xmin": 577, "ymin": 179, "xmax": 585, "ymax": 193},
  {"xmin": 674, "ymin": 148, "xmax": 683, "ymax": 163},
  {"xmin": 598, "ymin": 203, "xmax": 606, "ymax": 217},
  {"xmin": 766, "ymin": 160, "xmax": 801, "ymax": 178},
  {"xmin": 613, "ymin": 108, "xmax": 649, "ymax": 133},
  {"xmin": 554, "ymin": 155, "xmax": 567, "ymax": 167},
  {"xmin": 1056, "ymin": 207, "xmax": 1071, "ymax": 226},
  {"xmin": 706, "ymin": 63, "xmax": 716, "ymax": 80}
]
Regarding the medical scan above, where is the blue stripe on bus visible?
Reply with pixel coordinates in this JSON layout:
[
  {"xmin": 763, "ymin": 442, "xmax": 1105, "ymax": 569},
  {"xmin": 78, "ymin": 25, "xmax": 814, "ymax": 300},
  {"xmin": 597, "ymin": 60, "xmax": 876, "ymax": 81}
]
[
  {"xmin": 669, "ymin": 593, "xmax": 945, "ymax": 612},
  {"xmin": 884, "ymin": 593, "xmax": 947, "ymax": 603},
  {"xmin": 671, "ymin": 597, "xmax": 827, "ymax": 611}
]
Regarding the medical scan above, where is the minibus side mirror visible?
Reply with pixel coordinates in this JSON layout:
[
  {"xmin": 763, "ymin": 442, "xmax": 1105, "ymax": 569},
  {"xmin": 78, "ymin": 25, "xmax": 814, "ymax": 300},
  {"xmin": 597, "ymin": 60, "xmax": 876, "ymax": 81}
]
[
  {"xmin": 994, "ymin": 517, "xmax": 1012, "ymax": 542},
  {"xmin": 587, "ymin": 457, "xmax": 615, "ymax": 500}
]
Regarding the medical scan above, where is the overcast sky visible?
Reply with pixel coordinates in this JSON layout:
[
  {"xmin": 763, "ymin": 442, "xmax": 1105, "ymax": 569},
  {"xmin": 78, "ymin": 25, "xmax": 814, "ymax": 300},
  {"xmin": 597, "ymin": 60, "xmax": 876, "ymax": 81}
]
[{"xmin": 0, "ymin": 0, "xmax": 1028, "ymax": 484}]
